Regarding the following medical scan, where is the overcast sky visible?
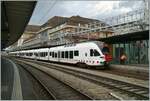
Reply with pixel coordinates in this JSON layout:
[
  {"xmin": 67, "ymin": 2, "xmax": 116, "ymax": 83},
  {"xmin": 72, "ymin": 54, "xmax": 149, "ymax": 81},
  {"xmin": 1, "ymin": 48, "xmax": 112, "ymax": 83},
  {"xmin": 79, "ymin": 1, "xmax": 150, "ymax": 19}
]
[{"xmin": 29, "ymin": 0, "xmax": 144, "ymax": 25}]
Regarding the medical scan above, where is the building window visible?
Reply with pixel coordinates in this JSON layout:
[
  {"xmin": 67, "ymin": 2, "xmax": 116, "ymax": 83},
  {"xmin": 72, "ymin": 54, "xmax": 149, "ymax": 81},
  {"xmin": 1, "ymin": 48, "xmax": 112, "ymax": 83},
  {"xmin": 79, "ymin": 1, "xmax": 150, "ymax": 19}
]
[{"xmin": 74, "ymin": 50, "xmax": 79, "ymax": 56}]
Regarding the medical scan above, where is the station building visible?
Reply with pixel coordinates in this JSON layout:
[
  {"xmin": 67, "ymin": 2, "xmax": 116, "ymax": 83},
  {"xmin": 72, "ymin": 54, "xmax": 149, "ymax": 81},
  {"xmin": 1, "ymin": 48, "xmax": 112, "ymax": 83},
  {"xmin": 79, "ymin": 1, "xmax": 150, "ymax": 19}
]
[
  {"xmin": 112, "ymin": 40, "xmax": 149, "ymax": 65},
  {"xmin": 15, "ymin": 15, "xmax": 109, "ymax": 49},
  {"xmin": 100, "ymin": 30, "xmax": 149, "ymax": 65}
]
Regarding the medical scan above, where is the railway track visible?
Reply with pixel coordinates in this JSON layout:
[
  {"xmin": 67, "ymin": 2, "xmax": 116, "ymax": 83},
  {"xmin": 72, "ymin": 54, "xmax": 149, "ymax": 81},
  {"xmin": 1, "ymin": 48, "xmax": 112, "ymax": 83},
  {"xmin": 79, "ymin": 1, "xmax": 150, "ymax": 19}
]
[
  {"xmin": 18, "ymin": 58, "xmax": 149, "ymax": 100},
  {"xmin": 17, "ymin": 63, "xmax": 54, "ymax": 100},
  {"xmin": 16, "ymin": 61, "xmax": 92, "ymax": 100}
]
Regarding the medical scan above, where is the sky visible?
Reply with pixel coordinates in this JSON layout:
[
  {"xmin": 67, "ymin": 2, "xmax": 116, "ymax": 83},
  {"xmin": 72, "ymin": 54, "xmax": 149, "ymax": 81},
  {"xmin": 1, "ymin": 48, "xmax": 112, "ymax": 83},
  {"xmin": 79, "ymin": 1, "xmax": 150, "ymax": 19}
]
[{"xmin": 29, "ymin": 0, "xmax": 145, "ymax": 25}]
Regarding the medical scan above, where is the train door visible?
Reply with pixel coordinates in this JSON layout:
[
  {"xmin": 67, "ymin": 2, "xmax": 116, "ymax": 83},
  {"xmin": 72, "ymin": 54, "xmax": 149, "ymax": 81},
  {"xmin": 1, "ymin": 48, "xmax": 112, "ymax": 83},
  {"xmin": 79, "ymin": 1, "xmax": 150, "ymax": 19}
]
[{"xmin": 58, "ymin": 51, "xmax": 60, "ymax": 62}]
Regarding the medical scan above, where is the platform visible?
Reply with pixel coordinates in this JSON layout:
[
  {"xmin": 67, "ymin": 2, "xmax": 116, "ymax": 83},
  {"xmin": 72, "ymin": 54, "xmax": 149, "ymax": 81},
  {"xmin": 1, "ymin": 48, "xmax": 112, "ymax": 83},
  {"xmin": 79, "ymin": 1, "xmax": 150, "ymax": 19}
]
[
  {"xmin": 110, "ymin": 64, "xmax": 149, "ymax": 74},
  {"xmin": 1, "ymin": 57, "xmax": 22, "ymax": 100}
]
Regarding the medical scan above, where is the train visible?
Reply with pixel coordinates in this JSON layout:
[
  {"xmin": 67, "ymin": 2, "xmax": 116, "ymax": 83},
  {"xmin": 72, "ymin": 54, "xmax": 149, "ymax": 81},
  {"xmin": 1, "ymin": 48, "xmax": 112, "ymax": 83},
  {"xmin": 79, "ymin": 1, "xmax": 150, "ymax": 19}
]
[{"xmin": 9, "ymin": 41, "xmax": 112, "ymax": 69}]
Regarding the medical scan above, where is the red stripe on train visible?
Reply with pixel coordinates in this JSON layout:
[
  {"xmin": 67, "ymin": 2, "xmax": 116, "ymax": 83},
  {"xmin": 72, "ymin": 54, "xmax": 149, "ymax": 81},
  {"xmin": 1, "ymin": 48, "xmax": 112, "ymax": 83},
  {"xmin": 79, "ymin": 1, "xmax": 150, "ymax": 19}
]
[{"xmin": 105, "ymin": 54, "xmax": 112, "ymax": 62}]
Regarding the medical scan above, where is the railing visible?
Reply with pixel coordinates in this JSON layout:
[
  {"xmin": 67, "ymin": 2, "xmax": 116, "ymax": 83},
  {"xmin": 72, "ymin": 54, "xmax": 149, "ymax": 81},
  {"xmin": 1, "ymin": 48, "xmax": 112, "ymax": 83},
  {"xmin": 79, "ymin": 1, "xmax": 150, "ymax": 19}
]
[
  {"xmin": 12, "ymin": 8, "xmax": 149, "ymax": 50},
  {"xmin": 67, "ymin": 9, "xmax": 149, "ymax": 38}
]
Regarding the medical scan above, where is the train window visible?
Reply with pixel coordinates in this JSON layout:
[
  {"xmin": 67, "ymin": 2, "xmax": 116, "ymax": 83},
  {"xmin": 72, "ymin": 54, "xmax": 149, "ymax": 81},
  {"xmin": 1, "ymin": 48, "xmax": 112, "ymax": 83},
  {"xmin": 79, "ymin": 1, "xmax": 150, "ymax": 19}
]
[
  {"xmin": 52, "ymin": 52, "xmax": 54, "ymax": 58},
  {"xmin": 65, "ymin": 51, "xmax": 68, "ymax": 58},
  {"xmin": 29, "ymin": 53, "xmax": 33, "ymax": 56},
  {"xmin": 74, "ymin": 50, "xmax": 79, "ymax": 56},
  {"xmin": 43, "ymin": 52, "xmax": 47, "ymax": 57},
  {"xmin": 40, "ymin": 52, "xmax": 45, "ymax": 57},
  {"xmin": 45, "ymin": 52, "xmax": 48, "ymax": 56},
  {"xmin": 40, "ymin": 52, "xmax": 42, "ymax": 57},
  {"xmin": 94, "ymin": 49, "xmax": 100, "ymax": 56},
  {"xmin": 61, "ymin": 51, "xmax": 64, "ymax": 58},
  {"xmin": 34, "ymin": 53, "xmax": 38, "ymax": 56},
  {"xmin": 102, "ymin": 47, "xmax": 109, "ymax": 54},
  {"xmin": 69, "ymin": 51, "xmax": 73, "ymax": 59},
  {"xmin": 90, "ymin": 49, "xmax": 94, "ymax": 56},
  {"xmin": 55, "ymin": 53, "xmax": 57, "ymax": 58},
  {"xmin": 90, "ymin": 49, "xmax": 100, "ymax": 56},
  {"xmin": 85, "ymin": 53, "xmax": 87, "ymax": 57},
  {"xmin": 58, "ymin": 51, "xmax": 60, "ymax": 58},
  {"xmin": 49, "ymin": 52, "xmax": 51, "ymax": 56}
]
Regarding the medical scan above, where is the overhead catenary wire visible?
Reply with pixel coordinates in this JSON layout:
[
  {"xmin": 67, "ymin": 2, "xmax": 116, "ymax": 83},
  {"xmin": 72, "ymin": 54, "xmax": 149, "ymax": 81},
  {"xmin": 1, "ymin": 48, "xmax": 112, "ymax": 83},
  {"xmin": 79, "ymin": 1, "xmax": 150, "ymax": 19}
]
[{"xmin": 38, "ymin": 0, "xmax": 58, "ymax": 25}]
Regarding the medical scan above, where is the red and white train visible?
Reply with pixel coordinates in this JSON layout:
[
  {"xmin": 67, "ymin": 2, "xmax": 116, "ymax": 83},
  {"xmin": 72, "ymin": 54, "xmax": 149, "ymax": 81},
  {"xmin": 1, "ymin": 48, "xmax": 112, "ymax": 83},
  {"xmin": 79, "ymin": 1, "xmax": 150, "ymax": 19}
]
[{"xmin": 10, "ymin": 41, "xmax": 112, "ymax": 69}]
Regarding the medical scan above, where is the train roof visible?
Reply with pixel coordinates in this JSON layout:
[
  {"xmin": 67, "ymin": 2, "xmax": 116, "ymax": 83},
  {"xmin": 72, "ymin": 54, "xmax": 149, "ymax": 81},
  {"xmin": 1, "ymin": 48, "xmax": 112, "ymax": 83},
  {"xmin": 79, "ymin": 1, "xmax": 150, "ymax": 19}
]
[
  {"xmin": 12, "ymin": 41, "xmax": 104, "ymax": 52},
  {"xmin": 50, "ymin": 41, "xmax": 104, "ymax": 49}
]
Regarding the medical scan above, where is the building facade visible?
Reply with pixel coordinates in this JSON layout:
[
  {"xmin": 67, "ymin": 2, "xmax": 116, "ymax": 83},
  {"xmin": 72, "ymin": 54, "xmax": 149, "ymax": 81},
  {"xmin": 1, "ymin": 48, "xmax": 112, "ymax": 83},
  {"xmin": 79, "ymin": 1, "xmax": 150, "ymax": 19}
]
[
  {"xmin": 19, "ymin": 15, "xmax": 110, "ymax": 49},
  {"xmin": 112, "ymin": 40, "xmax": 149, "ymax": 65}
]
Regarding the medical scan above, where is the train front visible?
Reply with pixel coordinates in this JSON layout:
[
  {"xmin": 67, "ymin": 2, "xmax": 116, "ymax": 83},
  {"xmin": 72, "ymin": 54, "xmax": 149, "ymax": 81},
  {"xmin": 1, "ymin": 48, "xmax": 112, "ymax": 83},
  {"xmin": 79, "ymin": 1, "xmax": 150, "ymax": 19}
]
[{"xmin": 102, "ymin": 44, "xmax": 113, "ymax": 66}]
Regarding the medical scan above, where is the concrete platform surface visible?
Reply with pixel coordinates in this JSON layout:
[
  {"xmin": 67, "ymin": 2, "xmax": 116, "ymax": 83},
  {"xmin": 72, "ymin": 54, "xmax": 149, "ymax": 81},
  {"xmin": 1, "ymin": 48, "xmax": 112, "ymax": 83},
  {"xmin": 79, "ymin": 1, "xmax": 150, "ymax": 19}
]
[
  {"xmin": 110, "ymin": 64, "xmax": 149, "ymax": 74},
  {"xmin": 1, "ymin": 57, "xmax": 22, "ymax": 100}
]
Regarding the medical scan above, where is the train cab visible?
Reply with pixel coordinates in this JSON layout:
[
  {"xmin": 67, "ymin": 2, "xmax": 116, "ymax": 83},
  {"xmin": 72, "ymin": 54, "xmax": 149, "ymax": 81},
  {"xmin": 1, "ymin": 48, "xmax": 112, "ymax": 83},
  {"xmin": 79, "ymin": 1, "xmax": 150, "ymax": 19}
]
[{"xmin": 102, "ymin": 44, "xmax": 113, "ymax": 64}]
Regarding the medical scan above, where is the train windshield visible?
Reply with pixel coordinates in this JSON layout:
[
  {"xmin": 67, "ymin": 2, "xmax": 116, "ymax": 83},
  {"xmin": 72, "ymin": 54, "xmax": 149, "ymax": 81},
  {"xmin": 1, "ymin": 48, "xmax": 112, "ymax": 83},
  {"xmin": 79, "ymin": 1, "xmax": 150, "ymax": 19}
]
[
  {"xmin": 94, "ymin": 50, "xmax": 100, "ymax": 56},
  {"xmin": 93, "ymin": 41, "xmax": 110, "ymax": 54},
  {"xmin": 90, "ymin": 49, "xmax": 101, "ymax": 56},
  {"xmin": 102, "ymin": 47, "xmax": 110, "ymax": 54}
]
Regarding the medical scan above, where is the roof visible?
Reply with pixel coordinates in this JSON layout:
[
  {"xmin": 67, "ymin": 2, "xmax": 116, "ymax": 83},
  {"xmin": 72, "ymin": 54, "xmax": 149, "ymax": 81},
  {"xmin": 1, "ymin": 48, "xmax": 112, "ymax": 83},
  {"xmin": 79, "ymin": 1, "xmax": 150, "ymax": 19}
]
[
  {"xmin": 41, "ymin": 16, "xmax": 69, "ymax": 28},
  {"xmin": 41, "ymin": 15, "xmax": 106, "ymax": 28},
  {"xmin": 98, "ymin": 30, "xmax": 149, "ymax": 44},
  {"xmin": 66, "ymin": 15, "xmax": 101, "ymax": 26},
  {"xmin": 1, "ymin": 1, "xmax": 37, "ymax": 49},
  {"xmin": 25, "ymin": 25, "xmax": 40, "ymax": 32}
]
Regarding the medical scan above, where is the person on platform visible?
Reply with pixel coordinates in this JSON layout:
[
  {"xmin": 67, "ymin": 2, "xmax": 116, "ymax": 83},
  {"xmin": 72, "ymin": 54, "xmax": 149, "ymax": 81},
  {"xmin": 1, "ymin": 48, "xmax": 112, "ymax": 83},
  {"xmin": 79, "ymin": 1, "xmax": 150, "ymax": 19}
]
[{"xmin": 120, "ymin": 53, "xmax": 127, "ymax": 64}]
